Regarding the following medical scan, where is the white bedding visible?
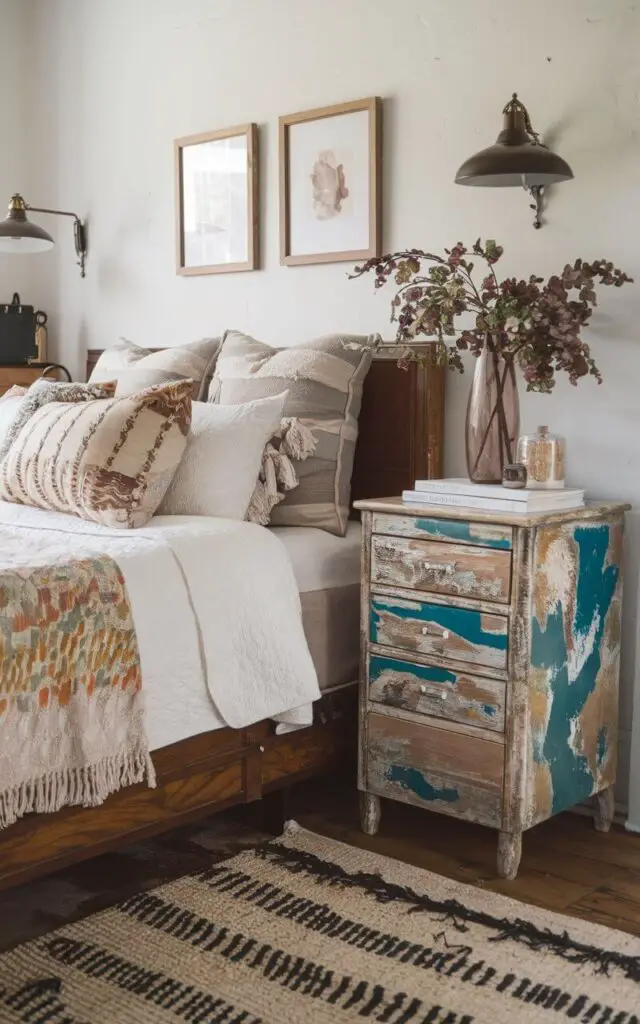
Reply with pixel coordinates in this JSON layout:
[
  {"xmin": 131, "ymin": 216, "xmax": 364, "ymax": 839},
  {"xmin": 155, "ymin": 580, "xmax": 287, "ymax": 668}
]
[
  {"xmin": 0, "ymin": 503, "xmax": 320, "ymax": 751},
  {"xmin": 269, "ymin": 522, "xmax": 361, "ymax": 593}
]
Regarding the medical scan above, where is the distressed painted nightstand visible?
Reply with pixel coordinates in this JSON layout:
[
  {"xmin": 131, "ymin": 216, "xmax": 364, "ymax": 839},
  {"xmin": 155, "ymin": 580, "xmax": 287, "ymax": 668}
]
[{"xmin": 354, "ymin": 497, "xmax": 629, "ymax": 879}]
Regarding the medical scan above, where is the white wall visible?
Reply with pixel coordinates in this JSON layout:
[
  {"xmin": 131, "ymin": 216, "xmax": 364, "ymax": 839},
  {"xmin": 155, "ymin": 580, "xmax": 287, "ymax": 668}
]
[
  {"xmin": 27, "ymin": 0, "xmax": 640, "ymax": 812},
  {"xmin": 0, "ymin": 0, "xmax": 37, "ymax": 299}
]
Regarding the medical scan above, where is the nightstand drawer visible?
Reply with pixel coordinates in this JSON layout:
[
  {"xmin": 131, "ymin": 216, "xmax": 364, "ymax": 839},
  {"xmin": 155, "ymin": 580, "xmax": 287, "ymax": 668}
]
[
  {"xmin": 372, "ymin": 513, "xmax": 513, "ymax": 550},
  {"xmin": 370, "ymin": 594, "xmax": 508, "ymax": 670},
  {"xmin": 368, "ymin": 654, "xmax": 505, "ymax": 731},
  {"xmin": 371, "ymin": 535, "xmax": 511, "ymax": 603},
  {"xmin": 366, "ymin": 711, "xmax": 504, "ymax": 827}
]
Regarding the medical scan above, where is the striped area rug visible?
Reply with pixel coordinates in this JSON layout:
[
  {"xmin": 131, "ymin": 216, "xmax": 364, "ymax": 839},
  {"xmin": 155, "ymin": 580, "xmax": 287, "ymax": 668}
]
[{"xmin": 1, "ymin": 823, "xmax": 638, "ymax": 1024}]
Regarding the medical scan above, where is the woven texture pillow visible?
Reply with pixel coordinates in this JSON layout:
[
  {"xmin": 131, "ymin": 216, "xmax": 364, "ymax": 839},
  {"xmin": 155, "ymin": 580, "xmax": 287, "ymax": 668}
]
[
  {"xmin": 209, "ymin": 330, "xmax": 379, "ymax": 535},
  {"xmin": 90, "ymin": 337, "xmax": 220, "ymax": 400},
  {"xmin": 0, "ymin": 380, "xmax": 192, "ymax": 528},
  {"xmin": 0, "ymin": 379, "xmax": 117, "ymax": 461}
]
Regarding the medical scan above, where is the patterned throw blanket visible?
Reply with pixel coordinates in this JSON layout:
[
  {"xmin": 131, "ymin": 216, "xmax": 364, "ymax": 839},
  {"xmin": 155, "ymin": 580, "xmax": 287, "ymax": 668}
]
[{"xmin": 0, "ymin": 553, "xmax": 155, "ymax": 829}]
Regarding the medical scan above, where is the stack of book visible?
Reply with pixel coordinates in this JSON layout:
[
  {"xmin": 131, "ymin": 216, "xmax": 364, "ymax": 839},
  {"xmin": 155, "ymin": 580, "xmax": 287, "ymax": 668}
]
[{"xmin": 402, "ymin": 478, "xmax": 585, "ymax": 514}]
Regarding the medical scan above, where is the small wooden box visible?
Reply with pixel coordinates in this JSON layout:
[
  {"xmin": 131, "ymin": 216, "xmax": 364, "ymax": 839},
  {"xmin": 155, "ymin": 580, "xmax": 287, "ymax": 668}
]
[{"xmin": 355, "ymin": 497, "xmax": 629, "ymax": 879}]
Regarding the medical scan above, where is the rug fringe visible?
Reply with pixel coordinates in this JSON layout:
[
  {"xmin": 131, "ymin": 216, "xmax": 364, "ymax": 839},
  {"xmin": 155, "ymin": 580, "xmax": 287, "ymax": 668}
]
[{"xmin": 0, "ymin": 747, "xmax": 156, "ymax": 830}]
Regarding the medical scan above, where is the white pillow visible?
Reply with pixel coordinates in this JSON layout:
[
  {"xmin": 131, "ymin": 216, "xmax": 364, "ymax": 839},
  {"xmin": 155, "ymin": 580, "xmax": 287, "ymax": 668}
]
[{"xmin": 159, "ymin": 392, "xmax": 288, "ymax": 519}]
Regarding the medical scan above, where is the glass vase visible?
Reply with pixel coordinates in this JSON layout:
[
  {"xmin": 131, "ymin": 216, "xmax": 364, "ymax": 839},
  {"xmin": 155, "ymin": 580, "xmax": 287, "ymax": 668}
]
[{"xmin": 465, "ymin": 337, "xmax": 519, "ymax": 484}]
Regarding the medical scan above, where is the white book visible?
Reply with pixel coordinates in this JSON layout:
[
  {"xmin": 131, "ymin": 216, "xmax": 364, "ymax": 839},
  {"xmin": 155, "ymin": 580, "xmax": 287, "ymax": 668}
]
[
  {"xmin": 402, "ymin": 489, "xmax": 585, "ymax": 514},
  {"xmin": 413, "ymin": 477, "xmax": 584, "ymax": 505}
]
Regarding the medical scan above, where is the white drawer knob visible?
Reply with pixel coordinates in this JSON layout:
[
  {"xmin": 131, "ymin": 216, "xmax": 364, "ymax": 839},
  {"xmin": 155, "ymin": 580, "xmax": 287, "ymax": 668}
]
[
  {"xmin": 419, "ymin": 684, "xmax": 448, "ymax": 700},
  {"xmin": 442, "ymin": 630, "xmax": 450, "ymax": 639},
  {"xmin": 421, "ymin": 626, "xmax": 429, "ymax": 635}
]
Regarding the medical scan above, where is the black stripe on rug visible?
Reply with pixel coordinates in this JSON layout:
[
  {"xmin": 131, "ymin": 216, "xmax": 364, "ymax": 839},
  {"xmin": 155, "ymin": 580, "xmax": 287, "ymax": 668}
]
[
  {"xmin": 245, "ymin": 841, "xmax": 640, "ymax": 984},
  {"xmin": 112, "ymin": 887, "xmax": 633, "ymax": 1020},
  {"xmin": 31, "ymin": 928, "xmax": 466, "ymax": 1024}
]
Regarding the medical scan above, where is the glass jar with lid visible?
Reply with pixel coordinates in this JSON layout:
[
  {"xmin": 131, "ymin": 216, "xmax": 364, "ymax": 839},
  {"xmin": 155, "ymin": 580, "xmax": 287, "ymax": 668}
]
[{"xmin": 516, "ymin": 425, "xmax": 565, "ymax": 489}]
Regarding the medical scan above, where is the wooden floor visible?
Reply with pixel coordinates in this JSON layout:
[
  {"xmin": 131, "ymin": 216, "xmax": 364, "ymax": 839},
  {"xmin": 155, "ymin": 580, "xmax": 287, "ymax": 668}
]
[
  {"xmin": 0, "ymin": 775, "xmax": 639, "ymax": 955},
  {"xmin": 292, "ymin": 777, "xmax": 640, "ymax": 937}
]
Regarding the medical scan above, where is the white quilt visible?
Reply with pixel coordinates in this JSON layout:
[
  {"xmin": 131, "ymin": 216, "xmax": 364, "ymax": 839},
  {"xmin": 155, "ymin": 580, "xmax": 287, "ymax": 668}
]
[{"xmin": 0, "ymin": 503, "xmax": 320, "ymax": 749}]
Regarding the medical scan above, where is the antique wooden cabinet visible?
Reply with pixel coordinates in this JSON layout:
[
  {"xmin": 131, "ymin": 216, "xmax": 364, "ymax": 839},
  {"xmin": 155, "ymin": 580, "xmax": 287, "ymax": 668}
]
[{"xmin": 354, "ymin": 497, "xmax": 629, "ymax": 879}]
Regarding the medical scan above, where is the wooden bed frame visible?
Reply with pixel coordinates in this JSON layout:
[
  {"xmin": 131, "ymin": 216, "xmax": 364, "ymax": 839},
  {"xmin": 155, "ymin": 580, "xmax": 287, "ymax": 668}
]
[{"xmin": 0, "ymin": 345, "xmax": 444, "ymax": 891}]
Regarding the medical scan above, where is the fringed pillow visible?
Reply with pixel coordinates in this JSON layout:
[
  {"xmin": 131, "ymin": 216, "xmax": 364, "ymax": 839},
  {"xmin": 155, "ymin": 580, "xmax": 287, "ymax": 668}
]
[
  {"xmin": 247, "ymin": 418, "xmax": 317, "ymax": 526},
  {"xmin": 209, "ymin": 330, "xmax": 379, "ymax": 535}
]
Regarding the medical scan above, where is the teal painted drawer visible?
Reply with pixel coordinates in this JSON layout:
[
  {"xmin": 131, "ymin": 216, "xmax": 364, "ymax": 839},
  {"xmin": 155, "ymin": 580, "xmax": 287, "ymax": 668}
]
[
  {"xmin": 371, "ymin": 534, "xmax": 512, "ymax": 603},
  {"xmin": 367, "ymin": 711, "xmax": 504, "ymax": 827},
  {"xmin": 368, "ymin": 653, "xmax": 505, "ymax": 732},
  {"xmin": 372, "ymin": 513, "xmax": 512, "ymax": 550},
  {"xmin": 370, "ymin": 594, "xmax": 508, "ymax": 670}
]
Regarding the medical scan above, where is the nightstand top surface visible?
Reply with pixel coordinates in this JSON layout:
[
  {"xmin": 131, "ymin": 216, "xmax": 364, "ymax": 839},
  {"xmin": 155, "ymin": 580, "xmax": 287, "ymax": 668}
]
[{"xmin": 353, "ymin": 496, "xmax": 630, "ymax": 527}]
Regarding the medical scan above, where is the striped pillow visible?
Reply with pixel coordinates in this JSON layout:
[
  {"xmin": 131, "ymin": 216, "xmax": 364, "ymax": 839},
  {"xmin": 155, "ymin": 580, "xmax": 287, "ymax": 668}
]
[
  {"xmin": 90, "ymin": 337, "xmax": 221, "ymax": 400},
  {"xmin": 0, "ymin": 380, "xmax": 192, "ymax": 528},
  {"xmin": 209, "ymin": 330, "xmax": 379, "ymax": 535}
]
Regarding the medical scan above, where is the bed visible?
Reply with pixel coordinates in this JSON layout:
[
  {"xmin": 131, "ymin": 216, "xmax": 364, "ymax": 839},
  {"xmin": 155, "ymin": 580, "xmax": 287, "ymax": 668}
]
[{"xmin": 0, "ymin": 345, "xmax": 444, "ymax": 890}]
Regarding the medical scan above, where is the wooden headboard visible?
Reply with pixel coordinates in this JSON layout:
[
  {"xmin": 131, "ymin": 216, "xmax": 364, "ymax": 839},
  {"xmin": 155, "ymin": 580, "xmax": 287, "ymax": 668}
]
[{"xmin": 86, "ymin": 346, "xmax": 445, "ymax": 502}]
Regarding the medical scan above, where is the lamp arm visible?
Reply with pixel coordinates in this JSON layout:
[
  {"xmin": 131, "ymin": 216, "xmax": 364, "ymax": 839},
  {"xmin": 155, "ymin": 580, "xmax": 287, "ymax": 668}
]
[
  {"xmin": 26, "ymin": 204, "xmax": 81, "ymax": 224},
  {"xmin": 25, "ymin": 204, "xmax": 87, "ymax": 278}
]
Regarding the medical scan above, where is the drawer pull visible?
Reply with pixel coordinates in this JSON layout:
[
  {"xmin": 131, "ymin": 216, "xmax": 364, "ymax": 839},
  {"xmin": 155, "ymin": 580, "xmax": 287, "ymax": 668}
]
[
  {"xmin": 422, "ymin": 560, "xmax": 457, "ymax": 575},
  {"xmin": 421, "ymin": 626, "xmax": 450, "ymax": 639},
  {"xmin": 419, "ymin": 685, "xmax": 448, "ymax": 700}
]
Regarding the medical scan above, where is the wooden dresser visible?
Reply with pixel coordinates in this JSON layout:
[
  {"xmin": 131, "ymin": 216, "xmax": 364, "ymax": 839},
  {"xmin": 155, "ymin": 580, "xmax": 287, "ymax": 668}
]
[
  {"xmin": 354, "ymin": 497, "xmax": 629, "ymax": 879},
  {"xmin": 0, "ymin": 365, "xmax": 43, "ymax": 397}
]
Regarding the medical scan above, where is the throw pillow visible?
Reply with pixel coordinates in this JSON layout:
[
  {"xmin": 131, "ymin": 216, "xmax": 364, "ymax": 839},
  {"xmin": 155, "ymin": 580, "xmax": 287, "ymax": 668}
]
[
  {"xmin": 159, "ymin": 392, "xmax": 288, "ymax": 520},
  {"xmin": 0, "ymin": 395, "xmax": 24, "ymax": 451},
  {"xmin": 209, "ymin": 330, "xmax": 379, "ymax": 535},
  {"xmin": 0, "ymin": 379, "xmax": 117, "ymax": 461},
  {"xmin": 89, "ymin": 337, "xmax": 220, "ymax": 400},
  {"xmin": 0, "ymin": 385, "xmax": 28, "ymax": 400},
  {"xmin": 0, "ymin": 379, "xmax": 192, "ymax": 528}
]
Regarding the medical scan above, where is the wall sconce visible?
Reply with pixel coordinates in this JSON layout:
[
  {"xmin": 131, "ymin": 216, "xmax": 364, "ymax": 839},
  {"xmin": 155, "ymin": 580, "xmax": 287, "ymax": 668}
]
[
  {"xmin": 0, "ymin": 194, "xmax": 87, "ymax": 276},
  {"xmin": 454, "ymin": 94, "xmax": 573, "ymax": 228}
]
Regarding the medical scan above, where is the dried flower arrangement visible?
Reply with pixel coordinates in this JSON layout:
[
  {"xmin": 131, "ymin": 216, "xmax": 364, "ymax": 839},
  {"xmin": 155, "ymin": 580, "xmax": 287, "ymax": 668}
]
[{"xmin": 350, "ymin": 239, "xmax": 632, "ymax": 394}]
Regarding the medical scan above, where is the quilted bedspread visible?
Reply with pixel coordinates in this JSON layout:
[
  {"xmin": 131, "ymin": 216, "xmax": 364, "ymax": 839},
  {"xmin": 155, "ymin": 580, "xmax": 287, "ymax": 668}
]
[{"xmin": 0, "ymin": 501, "xmax": 320, "ymax": 829}]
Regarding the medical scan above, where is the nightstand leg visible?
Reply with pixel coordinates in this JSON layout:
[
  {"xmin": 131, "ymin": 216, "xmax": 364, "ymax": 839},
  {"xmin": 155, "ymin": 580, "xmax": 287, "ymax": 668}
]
[
  {"xmin": 594, "ymin": 785, "xmax": 615, "ymax": 832},
  {"xmin": 497, "ymin": 830, "xmax": 522, "ymax": 880},
  {"xmin": 360, "ymin": 792, "xmax": 381, "ymax": 835}
]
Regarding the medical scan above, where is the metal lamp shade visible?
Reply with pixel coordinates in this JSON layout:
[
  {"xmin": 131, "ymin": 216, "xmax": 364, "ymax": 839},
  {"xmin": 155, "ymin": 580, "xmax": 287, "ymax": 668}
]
[
  {"xmin": 0, "ymin": 196, "xmax": 55, "ymax": 254},
  {"xmin": 455, "ymin": 104, "xmax": 574, "ymax": 188}
]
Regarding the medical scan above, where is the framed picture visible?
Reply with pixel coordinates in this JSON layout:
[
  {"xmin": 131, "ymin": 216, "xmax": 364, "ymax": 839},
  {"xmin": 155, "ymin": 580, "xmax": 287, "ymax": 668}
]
[
  {"xmin": 279, "ymin": 97, "xmax": 381, "ymax": 267},
  {"xmin": 175, "ymin": 123, "xmax": 258, "ymax": 275}
]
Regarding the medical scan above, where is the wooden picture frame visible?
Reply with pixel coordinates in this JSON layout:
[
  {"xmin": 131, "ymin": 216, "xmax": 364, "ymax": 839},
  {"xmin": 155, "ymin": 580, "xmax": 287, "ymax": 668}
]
[
  {"xmin": 175, "ymin": 123, "xmax": 258, "ymax": 276},
  {"xmin": 279, "ymin": 97, "xmax": 381, "ymax": 267}
]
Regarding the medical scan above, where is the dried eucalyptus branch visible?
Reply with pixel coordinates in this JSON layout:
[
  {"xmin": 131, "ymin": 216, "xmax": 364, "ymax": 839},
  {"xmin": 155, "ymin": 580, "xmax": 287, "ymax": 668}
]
[{"xmin": 350, "ymin": 240, "xmax": 633, "ymax": 394}]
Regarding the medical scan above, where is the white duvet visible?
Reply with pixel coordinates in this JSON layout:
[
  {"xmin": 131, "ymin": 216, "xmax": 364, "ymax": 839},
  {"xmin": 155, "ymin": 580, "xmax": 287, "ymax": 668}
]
[{"xmin": 0, "ymin": 502, "xmax": 320, "ymax": 749}]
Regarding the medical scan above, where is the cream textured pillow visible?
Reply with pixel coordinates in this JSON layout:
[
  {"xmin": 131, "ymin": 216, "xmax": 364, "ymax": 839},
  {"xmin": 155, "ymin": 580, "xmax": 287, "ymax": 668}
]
[
  {"xmin": 90, "ymin": 337, "xmax": 221, "ymax": 400},
  {"xmin": 0, "ymin": 380, "xmax": 192, "ymax": 528},
  {"xmin": 0, "ymin": 379, "xmax": 117, "ymax": 461},
  {"xmin": 159, "ymin": 392, "xmax": 288, "ymax": 519},
  {"xmin": 209, "ymin": 330, "xmax": 379, "ymax": 535}
]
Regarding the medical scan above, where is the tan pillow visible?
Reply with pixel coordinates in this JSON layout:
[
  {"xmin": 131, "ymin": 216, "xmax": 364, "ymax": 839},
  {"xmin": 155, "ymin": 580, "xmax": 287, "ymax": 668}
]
[
  {"xmin": 90, "ymin": 337, "xmax": 220, "ymax": 400},
  {"xmin": 209, "ymin": 330, "xmax": 379, "ymax": 535},
  {"xmin": 0, "ymin": 380, "xmax": 192, "ymax": 528},
  {"xmin": 0, "ymin": 385, "xmax": 28, "ymax": 401}
]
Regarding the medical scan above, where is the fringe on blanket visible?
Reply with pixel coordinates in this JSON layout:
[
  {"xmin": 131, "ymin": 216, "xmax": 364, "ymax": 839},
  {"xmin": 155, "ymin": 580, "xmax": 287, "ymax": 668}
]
[
  {"xmin": 247, "ymin": 417, "xmax": 317, "ymax": 526},
  {"xmin": 0, "ymin": 747, "xmax": 156, "ymax": 830}
]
